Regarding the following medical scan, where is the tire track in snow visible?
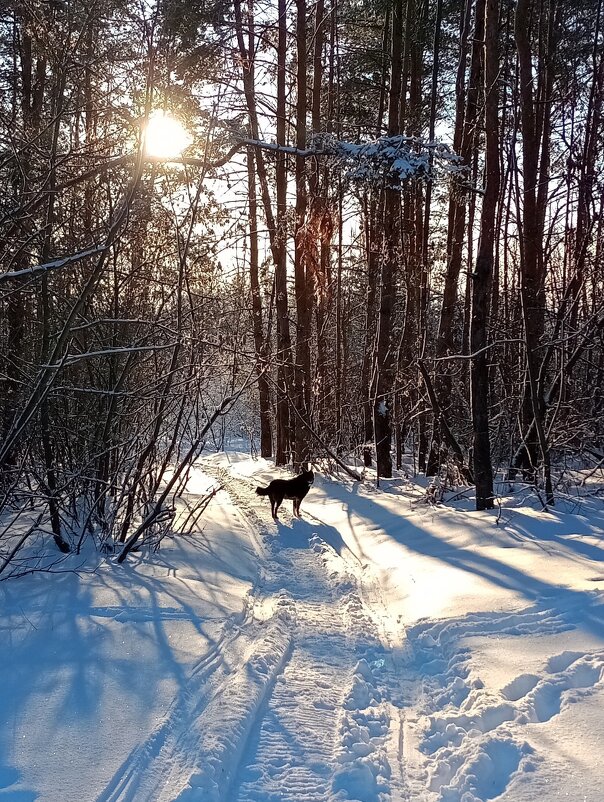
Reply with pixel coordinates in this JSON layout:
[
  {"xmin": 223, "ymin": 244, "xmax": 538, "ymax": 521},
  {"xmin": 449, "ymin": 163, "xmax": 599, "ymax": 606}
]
[{"xmin": 216, "ymin": 468, "xmax": 406, "ymax": 802}]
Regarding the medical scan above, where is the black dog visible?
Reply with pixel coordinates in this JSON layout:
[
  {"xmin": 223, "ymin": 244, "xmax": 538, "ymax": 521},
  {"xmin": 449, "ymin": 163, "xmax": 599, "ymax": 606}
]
[{"xmin": 256, "ymin": 470, "xmax": 314, "ymax": 519}]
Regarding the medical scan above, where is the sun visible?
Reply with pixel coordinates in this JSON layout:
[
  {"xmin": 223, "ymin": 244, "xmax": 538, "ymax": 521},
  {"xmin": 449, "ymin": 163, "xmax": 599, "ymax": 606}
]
[{"xmin": 143, "ymin": 111, "xmax": 192, "ymax": 159}]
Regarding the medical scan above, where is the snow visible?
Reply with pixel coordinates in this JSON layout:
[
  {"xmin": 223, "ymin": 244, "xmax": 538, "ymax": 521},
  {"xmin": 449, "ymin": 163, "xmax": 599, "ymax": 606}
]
[
  {"xmin": 1, "ymin": 455, "xmax": 603, "ymax": 802},
  {"xmin": 243, "ymin": 133, "xmax": 463, "ymax": 188},
  {"xmin": 316, "ymin": 134, "xmax": 462, "ymax": 186}
]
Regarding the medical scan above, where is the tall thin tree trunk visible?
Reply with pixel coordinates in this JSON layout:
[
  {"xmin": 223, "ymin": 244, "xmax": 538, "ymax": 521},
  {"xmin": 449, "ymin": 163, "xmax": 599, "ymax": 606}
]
[
  {"xmin": 247, "ymin": 147, "xmax": 273, "ymax": 457},
  {"xmin": 309, "ymin": 0, "xmax": 335, "ymax": 443},
  {"xmin": 515, "ymin": 0, "xmax": 554, "ymax": 503},
  {"xmin": 275, "ymin": 0, "xmax": 294, "ymax": 464},
  {"xmin": 436, "ymin": 0, "xmax": 482, "ymax": 361},
  {"xmin": 361, "ymin": 192, "xmax": 380, "ymax": 444},
  {"xmin": 374, "ymin": 0, "xmax": 403, "ymax": 479},
  {"xmin": 293, "ymin": 0, "xmax": 311, "ymax": 467},
  {"xmin": 423, "ymin": 0, "xmax": 444, "ymax": 477},
  {"xmin": 470, "ymin": 0, "xmax": 500, "ymax": 510}
]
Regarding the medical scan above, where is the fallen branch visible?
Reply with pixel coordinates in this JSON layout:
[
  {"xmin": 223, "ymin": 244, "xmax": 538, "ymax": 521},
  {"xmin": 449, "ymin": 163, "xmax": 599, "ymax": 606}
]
[{"xmin": 177, "ymin": 487, "xmax": 221, "ymax": 536}]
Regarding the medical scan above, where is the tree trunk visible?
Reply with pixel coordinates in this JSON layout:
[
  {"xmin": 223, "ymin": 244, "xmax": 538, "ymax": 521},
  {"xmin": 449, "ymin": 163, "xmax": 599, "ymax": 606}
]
[
  {"xmin": 247, "ymin": 147, "xmax": 273, "ymax": 457},
  {"xmin": 514, "ymin": 0, "xmax": 553, "ymax": 503},
  {"xmin": 470, "ymin": 0, "xmax": 500, "ymax": 511},
  {"xmin": 374, "ymin": 0, "xmax": 404, "ymax": 479},
  {"xmin": 293, "ymin": 0, "xmax": 311, "ymax": 468},
  {"xmin": 275, "ymin": 0, "xmax": 294, "ymax": 464}
]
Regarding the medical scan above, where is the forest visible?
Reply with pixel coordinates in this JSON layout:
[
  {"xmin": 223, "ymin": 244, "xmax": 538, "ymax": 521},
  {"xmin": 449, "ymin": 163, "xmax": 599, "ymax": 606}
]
[{"xmin": 1, "ymin": 0, "xmax": 603, "ymax": 565}]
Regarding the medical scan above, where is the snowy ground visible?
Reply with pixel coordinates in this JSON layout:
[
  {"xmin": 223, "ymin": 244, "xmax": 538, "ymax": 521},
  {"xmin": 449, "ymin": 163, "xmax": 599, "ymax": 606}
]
[{"xmin": 1, "ymin": 453, "xmax": 603, "ymax": 802}]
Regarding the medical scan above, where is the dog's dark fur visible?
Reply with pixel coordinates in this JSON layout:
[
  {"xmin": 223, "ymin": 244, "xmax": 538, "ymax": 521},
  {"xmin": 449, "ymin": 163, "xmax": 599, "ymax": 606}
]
[{"xmin": 256, "ymin": 470, "xmax": 314, "ymax": 519}]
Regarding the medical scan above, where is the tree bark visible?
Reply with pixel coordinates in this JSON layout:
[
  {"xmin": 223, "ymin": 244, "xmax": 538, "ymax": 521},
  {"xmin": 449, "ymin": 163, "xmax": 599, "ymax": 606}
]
[
  {"xmin": 293, "ymin": 0, "xmax": 311, "ymax": 468},
  {"xmin": 470, "ymin": 0, "xmax": 500, "ymax": 510},
  {"xmin": 514, "ymin": 0, "xmax": 553, "ymax": 503},
  {"xmin": 275, "ymin": 0, "xmax": 294, "ymax": 464},
  {"xmin": 247, "ymin": 146, "xmax": 273, "ymax": 457},
  {"xmin": 374, "ymin": 0, "xmax": 404, "ymax": 479}
]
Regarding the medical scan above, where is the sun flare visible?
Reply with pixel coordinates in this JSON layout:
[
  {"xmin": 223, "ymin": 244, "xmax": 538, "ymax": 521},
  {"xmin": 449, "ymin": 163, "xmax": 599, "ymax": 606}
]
[{"xmin": 143, "ymin": 111, "xmax": 192, "ymax": 159}]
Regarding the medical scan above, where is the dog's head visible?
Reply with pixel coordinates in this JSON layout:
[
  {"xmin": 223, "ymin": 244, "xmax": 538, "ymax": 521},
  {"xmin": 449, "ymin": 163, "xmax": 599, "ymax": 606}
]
[{"xmin": 302, "ymin": 470, "xmax": 314, "ymax": 484}]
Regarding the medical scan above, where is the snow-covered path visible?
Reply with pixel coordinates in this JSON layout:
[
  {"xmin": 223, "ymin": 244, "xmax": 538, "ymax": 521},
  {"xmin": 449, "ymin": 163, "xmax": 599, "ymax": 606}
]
[
  {"xmin": 86, "ymin": 463, "xmax": 409, "ymax": 802},
  {"xmin": 215, "ymin": 468, "xmax": 405, "ymax": 802},
  {"xmin": 2, "ymin": 452, "xmax": 604, "ymax": 802}
]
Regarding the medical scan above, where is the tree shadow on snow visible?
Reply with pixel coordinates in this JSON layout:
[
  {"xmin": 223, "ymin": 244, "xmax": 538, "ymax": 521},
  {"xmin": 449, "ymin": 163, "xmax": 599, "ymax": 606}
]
[{"xmin": 320, "ymin": 478, "xmax": 604, "ymax": 640}]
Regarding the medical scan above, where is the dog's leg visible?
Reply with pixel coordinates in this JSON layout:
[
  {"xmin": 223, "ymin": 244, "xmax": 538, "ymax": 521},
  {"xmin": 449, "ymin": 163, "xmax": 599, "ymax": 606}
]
[
  {"xmin": 270, "ymin": 495, "xmax": 278, "ymax": 519},
  {"xmin": 274, "ymin": 494, "xmax": 284, "ymax": 519}
]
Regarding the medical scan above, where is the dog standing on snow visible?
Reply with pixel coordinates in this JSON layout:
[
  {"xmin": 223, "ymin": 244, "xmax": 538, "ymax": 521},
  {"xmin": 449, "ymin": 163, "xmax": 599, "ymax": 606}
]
[{"xmin": 256, "ymin": 470, "xmax": 315, "ymax": 519}]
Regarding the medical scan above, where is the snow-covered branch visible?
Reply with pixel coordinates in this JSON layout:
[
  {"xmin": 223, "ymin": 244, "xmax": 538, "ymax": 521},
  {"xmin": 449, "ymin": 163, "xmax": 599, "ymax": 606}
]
[
  {"xmin": 116, "ymin": 366, "xmax": 260, "ymax": 564},
  {"xmin": 312, "ymin": 133, "xmax": 464, "ymax": 185},
  {"xmin": 243, "ymin": 133, "xmax": 465, "ymax": 186},
  {"xmin": 0, "ymin": 245, "xmax": 108, "ymax": 285},
  {"xmin": 1, "ymin": 134, "xmax": 462, "ymax": 288},
  {"xmin": 42, "ymin": 343, "xmax": 178, "ymax": 368}
]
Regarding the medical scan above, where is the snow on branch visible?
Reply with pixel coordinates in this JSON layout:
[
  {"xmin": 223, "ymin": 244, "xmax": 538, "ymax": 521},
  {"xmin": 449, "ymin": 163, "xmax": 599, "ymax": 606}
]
[
  {"xmin": 43, "ymin": 342, "xmax": 179, "ymax": 368},
  {"xmin": 0, "ymin": 244, "xmax": 108, "ymax": 285},
  {"xmin": 244, "ymin": 133, "xmax": 465, "ymax": 187},
  {"xmin": 314, "ymin": 134, "xmax": 464, "ymax": 186},
  {"xmin": 116, "ymin": 365, "xmax": 260, "ymax": 564},
  {"xmin": 0, "ymin": 135, "xmax": 463, "ymax": 288}
]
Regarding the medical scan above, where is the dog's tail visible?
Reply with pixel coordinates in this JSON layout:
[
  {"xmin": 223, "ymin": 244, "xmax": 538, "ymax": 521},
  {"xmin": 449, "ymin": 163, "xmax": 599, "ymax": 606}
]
[{"xmin": 255, "ymin": 485, "xmax": 269, "ymax": 496}]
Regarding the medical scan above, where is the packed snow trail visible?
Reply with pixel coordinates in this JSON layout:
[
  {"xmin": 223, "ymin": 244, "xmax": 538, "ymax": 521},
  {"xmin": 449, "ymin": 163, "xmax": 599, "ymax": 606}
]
[
  {"xmin": 216, "ymin": 468, "xmax": 406, "ymax": 802},
  {"xmin": 93, "ymin": 465, "xmax": 409, "ymax": 802}
]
